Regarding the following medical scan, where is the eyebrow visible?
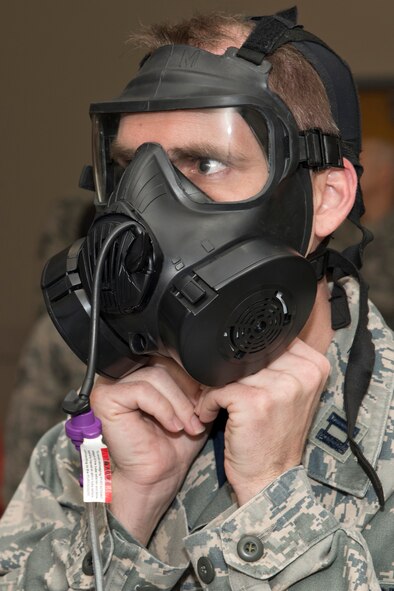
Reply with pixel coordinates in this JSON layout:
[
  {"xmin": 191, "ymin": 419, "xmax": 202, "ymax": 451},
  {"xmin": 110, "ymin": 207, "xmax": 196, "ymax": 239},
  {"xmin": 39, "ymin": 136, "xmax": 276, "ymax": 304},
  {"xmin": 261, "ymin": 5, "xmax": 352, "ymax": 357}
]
[
  {"xmin": 110, "ymin": 139, "xmax": 250, "ymax": 165},
  {"xmin": 110, "ymin": 139, "xmax": 136, "ymax": 163}
]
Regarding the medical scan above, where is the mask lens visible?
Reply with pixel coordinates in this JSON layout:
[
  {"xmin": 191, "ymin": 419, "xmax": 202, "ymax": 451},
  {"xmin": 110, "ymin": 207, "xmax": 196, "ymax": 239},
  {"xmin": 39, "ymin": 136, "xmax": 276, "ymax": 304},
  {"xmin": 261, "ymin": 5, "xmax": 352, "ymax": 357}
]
[
  {"xmin": 92, "ymin": 114, "xmax": 106, "ymax": 203},
  {"xmin": 92, "ymin": 114, "xmax": 121, "ymax": 204},
  {"xmin": 179, "ymin": 109, "xmax": 269, "ymax": 202},
  {"xmin": 109, "ymin": 108, "xmax": 270, "ymax": 203}
]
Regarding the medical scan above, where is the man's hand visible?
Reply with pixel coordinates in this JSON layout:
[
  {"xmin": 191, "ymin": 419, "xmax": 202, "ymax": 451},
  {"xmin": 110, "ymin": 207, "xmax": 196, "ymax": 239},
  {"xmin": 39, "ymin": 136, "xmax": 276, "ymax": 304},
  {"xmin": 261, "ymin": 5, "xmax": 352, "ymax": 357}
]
[
  {"xmin": 90, "ymin": 357, "xmax": 207, "ymax": 544},
  {"xmin": 196, "ymin": 338, "xmax": 330, "ymax": 505}
]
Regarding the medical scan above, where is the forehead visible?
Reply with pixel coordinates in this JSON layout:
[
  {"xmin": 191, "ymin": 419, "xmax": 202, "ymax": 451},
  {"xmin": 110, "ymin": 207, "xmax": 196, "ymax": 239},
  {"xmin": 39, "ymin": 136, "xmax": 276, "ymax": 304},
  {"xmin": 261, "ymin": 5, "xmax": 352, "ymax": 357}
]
[{"xmin": 116, "ymin": 109, "xmax": 249, "ymax": 149}]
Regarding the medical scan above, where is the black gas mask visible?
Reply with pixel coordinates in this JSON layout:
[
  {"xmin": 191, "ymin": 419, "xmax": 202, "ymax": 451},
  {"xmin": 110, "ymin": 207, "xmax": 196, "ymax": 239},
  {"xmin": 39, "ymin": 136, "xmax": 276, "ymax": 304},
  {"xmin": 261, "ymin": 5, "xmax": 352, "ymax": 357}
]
[{"xmin": 42, "ymin": 43, "xmax": 343, "ymax": 387}]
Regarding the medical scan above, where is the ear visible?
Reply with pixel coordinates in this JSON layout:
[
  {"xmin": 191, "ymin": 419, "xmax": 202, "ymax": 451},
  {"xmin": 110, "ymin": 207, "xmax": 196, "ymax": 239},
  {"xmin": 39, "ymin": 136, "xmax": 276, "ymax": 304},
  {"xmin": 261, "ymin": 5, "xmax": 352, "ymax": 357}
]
[{"xmin": 312, "ymin": 158, "xmax": 357, "ymax": 240}]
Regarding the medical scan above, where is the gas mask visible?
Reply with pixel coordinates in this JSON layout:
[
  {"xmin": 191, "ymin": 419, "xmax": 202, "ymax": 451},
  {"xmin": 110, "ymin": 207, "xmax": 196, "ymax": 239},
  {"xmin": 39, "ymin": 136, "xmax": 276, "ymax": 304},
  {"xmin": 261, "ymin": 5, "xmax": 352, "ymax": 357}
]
[{"xmin": 42, "ymin": 44, "xmax": 342, "ymax": 387}]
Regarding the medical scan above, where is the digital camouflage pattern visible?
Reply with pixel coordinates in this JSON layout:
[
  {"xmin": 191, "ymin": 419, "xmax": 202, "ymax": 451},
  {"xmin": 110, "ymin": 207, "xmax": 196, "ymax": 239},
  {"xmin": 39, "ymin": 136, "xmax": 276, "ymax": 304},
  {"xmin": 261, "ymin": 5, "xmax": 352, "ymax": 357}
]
[
  {"xmin": 2, "ymin": 314, "xmax": 85, "ymax": 504},
  {"xmin": 0, "ymin": 277, "xmax": 393, "ymax": 590}
]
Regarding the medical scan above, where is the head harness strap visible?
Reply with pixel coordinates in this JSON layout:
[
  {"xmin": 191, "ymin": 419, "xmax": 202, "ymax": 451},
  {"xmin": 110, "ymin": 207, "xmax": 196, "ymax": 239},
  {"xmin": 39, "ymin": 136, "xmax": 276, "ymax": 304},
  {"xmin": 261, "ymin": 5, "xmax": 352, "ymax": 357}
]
[{"xmin": 237, "ymin": 8, "xmax": 383, "ymax": 508}]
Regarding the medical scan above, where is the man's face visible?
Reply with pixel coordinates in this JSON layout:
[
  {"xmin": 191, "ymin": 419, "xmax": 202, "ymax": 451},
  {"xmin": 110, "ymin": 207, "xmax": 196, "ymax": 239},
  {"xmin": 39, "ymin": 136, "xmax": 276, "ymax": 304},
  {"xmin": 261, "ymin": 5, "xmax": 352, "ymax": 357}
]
[{"xmin": 112, "ymin": 108, "xmax": 269, "ymax": 203}]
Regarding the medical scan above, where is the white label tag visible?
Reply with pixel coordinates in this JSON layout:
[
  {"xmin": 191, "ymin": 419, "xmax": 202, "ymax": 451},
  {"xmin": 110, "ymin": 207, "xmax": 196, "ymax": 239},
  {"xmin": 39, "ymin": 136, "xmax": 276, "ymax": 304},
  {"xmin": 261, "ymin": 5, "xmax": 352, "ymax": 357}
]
[{"xmin": 80, "ymin": 436, "xmax": 112, "ymax": 503}]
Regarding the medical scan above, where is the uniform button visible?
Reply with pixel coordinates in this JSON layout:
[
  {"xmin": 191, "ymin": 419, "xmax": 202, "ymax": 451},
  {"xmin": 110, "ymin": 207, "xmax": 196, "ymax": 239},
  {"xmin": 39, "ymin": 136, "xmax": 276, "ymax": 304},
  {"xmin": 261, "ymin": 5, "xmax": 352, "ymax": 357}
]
[
  {"xmin": 237, "ymin": 535, "xmax": 264, "ymax": 562},
  {"xmin": 82, "ymin": 551, "xmax": 94, "ymax": 575},
  {"xmin": 197, "ymin": 556, "xmax": 215, "ymax": 583}
]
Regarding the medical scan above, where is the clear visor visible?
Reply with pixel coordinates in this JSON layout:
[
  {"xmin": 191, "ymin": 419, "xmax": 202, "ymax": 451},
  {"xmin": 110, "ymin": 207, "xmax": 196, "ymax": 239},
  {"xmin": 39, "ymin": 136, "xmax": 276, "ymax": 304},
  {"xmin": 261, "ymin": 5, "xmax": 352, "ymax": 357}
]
[{"xmin": 93, "ymin": 107, "xmax": 271, "ymax": 204}]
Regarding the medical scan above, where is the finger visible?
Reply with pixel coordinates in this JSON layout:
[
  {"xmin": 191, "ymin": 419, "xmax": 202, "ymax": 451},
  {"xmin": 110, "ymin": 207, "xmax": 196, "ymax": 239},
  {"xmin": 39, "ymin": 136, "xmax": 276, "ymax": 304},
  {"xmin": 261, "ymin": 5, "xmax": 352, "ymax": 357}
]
[
  {"xmin": 92, "ymin": 379, "xmax": 188, "ymax": 433},
  {"xmin": 148, "ymin": 356, "xmax": 202, "ymax": 404},
  {"xmin": 92, "ymin": 365, "xmax": 205, "ymax": 436},
  {"xmin": 124, "ymin": 364, "xmax": 205, "ymax": 435},
  {"xmin": 197, "ymin": 343, "xmax": 329, "ymax": 424},
  {"xmin": 196, "ymin": 382, "xmax": 241, "ymax": 424}
]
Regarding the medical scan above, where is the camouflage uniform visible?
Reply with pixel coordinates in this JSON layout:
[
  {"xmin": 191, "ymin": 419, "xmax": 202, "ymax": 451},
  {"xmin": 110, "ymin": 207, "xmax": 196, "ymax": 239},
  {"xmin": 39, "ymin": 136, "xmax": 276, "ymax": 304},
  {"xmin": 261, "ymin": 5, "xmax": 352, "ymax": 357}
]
[
  {"xmin": 0, "ymin": 277, "xmax": 393, "ymax": 590},
  {"xmin": 2, "ymin": 314, "xmax": 85, "ymax": 504}
]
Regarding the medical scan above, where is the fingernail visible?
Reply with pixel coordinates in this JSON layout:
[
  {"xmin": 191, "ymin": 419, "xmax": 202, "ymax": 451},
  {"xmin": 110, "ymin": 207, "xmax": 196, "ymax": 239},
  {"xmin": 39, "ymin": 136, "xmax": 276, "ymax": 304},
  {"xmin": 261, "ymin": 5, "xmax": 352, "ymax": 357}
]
[
  {"xmin": 191, "ymin": 414, "xmax": 205, "ymax": 434},
  {"xmin": 172, "ymin": 417, "xmax": 184, "ymax": 431}
]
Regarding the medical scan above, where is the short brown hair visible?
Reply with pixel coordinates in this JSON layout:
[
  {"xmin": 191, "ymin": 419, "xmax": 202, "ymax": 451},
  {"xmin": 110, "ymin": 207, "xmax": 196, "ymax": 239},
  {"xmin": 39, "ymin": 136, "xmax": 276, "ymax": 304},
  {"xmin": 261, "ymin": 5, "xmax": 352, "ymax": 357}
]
[{"xmin": 127, "ymin": 12, "xmax": 338, "ymax": 134}]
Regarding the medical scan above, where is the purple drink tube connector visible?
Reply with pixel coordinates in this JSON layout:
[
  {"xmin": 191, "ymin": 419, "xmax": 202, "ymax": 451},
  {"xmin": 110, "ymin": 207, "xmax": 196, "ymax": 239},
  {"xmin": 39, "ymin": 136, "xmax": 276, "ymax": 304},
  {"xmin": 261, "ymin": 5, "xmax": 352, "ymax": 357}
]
[
  {"xmin": 65, "ymin": 410, "xmax": 103, "ymax": 486},
  {"xmin": 65, "ymin": 410, "xmax": 102, "ymax": 451}
]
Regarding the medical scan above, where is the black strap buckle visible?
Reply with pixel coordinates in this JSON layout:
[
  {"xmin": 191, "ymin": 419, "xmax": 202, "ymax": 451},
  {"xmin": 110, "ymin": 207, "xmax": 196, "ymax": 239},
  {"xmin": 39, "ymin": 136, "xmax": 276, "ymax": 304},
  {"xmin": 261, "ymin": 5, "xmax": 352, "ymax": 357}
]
[{"xmin": 299, "ymin": 129, "xmax": 343, "ymax": 170}]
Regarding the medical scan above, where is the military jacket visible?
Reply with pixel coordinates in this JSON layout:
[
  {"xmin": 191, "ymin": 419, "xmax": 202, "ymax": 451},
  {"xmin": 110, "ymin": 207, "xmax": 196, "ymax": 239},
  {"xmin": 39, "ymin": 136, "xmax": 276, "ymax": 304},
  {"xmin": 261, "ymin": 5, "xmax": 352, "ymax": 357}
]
[{"xmin": 0, "ymin": 278, "xmax": 393, "ymax": 590}]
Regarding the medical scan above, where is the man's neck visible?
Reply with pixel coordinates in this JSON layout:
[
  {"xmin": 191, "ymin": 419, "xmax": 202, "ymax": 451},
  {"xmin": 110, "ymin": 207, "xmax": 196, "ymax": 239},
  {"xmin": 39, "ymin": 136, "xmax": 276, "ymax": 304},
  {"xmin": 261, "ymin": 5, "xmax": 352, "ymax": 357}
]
[{"xmin": 299, "ymin": 279, "xmax": 334, "ymax": 354}]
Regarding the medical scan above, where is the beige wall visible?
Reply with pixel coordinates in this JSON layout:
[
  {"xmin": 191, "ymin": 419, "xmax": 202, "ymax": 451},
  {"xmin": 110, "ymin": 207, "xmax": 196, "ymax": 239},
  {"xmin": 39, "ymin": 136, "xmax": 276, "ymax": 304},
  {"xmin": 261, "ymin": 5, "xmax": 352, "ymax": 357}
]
[{"xmin": 1, "ymin": 0, "xmax": 394, "ymax": 425}]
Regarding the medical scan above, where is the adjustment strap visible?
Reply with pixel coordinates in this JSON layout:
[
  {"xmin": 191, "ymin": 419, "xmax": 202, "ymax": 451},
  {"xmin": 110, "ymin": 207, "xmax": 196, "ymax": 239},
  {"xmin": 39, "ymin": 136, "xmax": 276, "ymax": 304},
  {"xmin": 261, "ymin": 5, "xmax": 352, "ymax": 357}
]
[
  {"xmin": 238, "ymin": 8, "xmax": 334, "ymax": 66},
  {"xmin": 211, "ymin": 409, "xmax": 229, "ymax": 486},
  {"xmin": 342, "ymin": 210, "xmax": 374, "ymax": 271},
  {"xmin": 325, "ymin": 248, "xmax": 384, "ymax": 509},
  {"xmin": 299, "ymin": 129, "xmax": 343, "ymax": 170},
  {"xmin": 308, "ymin": 242, "xmax": 351, "ymax": 327},
  {"xmin": 330, "ymin": 276, "xmax": 351, "ymax": 330},
  {"xmin": 307, "ymin": 238, "xmax": 330, "ymax": 281},
  {"xmin": 307, "ymin": 245, "xmax": 384, "ymax": 508},
  {"xmin": 238, "ymin": 9, "xmax": 301, "ymax": 64}
]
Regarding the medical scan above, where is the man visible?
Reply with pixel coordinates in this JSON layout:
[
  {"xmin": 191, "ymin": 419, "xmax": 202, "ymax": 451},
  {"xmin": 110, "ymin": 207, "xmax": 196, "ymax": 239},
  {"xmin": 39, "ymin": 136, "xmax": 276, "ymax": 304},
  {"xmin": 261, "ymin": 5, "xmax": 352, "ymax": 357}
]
[{"xmin": 0, "ymin": 9, "xmax": 393, "ymax": 591}]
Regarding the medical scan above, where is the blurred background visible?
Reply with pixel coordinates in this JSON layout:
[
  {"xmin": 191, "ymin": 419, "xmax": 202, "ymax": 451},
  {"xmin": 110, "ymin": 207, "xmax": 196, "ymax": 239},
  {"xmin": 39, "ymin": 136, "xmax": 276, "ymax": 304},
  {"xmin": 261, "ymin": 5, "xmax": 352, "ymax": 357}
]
[{"xmin": 1, "ymin": 0, "xmax": 394, "ymax": 504}]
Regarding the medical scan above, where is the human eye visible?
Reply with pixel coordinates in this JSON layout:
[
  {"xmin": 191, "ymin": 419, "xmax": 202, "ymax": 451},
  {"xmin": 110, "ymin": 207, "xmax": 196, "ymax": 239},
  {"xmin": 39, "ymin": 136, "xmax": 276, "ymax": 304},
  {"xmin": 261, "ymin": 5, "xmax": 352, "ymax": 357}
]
[
  {"xmin": 113, "ymin": 154, "xmax": 133, "ymax": 170},
  {"xmin": 196, "ymin": 157, "xmax": 227, "ymax": 175},
  {"xmin": 172, "ymin": 148, "xmax": 230, "ymax": 181},
  {"xmin": 110, "ymin": 140, "xmax": 135, "ymax": 170}
]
